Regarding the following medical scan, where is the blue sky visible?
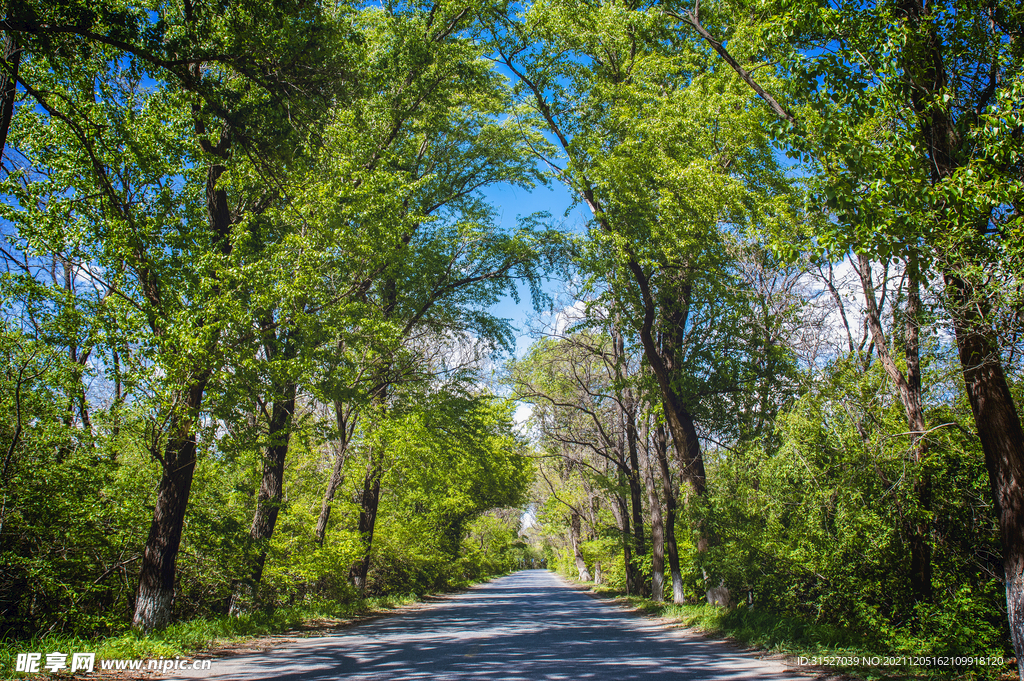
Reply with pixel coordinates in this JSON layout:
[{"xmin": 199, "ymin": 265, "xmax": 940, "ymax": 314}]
[{"xmin": 481, "ymin": 180, "xmax": 589, "ymax": 359}]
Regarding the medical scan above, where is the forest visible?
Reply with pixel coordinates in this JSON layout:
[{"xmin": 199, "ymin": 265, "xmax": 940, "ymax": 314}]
[{"xmin": 1, "ymin": 0, "xmax": 1022, "ymax": 676}]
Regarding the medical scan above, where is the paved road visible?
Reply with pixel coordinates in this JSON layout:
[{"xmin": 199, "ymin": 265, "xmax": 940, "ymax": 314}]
[{"xmin": 175, "ymin": 570, "xmax": 808, "ymax": 680}]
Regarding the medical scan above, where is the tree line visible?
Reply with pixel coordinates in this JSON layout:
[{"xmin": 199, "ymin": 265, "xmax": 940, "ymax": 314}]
[
  {"xmin": 498, "ymin": 0, "xmax": 1023, "ymax": 668},
  {"xmin": 2, "ymin": 0, "xmax": 1024, "ymax": 673},
  {"xmin": 1, "ymin": 0, "xmax": 543, "ymax": 638}
]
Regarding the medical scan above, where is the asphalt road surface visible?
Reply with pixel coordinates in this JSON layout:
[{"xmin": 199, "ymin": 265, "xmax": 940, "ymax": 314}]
[{"xmin": 175, "ymin": 570, "xmax": 808, "ymax": 680}]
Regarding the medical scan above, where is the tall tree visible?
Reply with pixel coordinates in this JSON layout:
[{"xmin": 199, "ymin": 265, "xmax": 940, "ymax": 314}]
[
  {"xmin": 512, "ymin": 331, "xmax": 652, "ymax": 593},
  {"xmin": 669, "ymin": 0, "xmax": 1023, "ymax": 655},
  {"xmin": 492, "ymin": 0, "xmax": 793, "ymax": 583},
  {"xmin": 2, "ymin": 0, "xmax": 358, "ymax": 630}
]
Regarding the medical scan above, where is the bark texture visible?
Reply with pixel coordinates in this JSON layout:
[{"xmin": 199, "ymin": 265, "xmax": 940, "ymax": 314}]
[
  {"xmin": 315, "ymin": 402, "xmax": 354, "ymax": 545},
  {"xmin": 949, "ymin": 275, "xmax": 1024, "ymax": 665},
  {"xmin": 703, "ymin": 0, "xmax": 1019, "ymax": 640},
  {"xmin": 624, "ymin": 411, "xmax": 646, "ymax": 594},
  {"xmin": 349, "ymin": 460, "xmax": 382, "ymax": 594},
  {"xmin": 229, "ymin": 378, "xmax": 297, "ymax": 615},
  {"xmin": 0, "ymin": 31, "xmax": 20, "ymax": 158},
  {"xmin": 655, "ymin": 424, "xmax": 685, "ymax": 603},
  {"xmin": 628, "ymin": 266, "xmax": 710, "ymax": 510},
  {"xmin": 894, "ymin": 0, "xmax": 1024, "ymax": 658},
  {"xmin": 856, "ymin": 253, "xmax": 933, "ymax": 601},
  {"xmin": 646, "ymin": 460, "xmax": 666, "ymax": 602},
  {"xmin": 132, "ymin": 158, "xmax": 232, "ymax": 632},
  {"xmin": 132, "ymin": 381, "xmax": 208, "ymax": 632},
  {"xmin": 613, "ymin": 326, "xmax": 647, "ymax": 594},
  {"xmin": 249, "ymin": 385, "xmax": 297, "ymax": 572}
]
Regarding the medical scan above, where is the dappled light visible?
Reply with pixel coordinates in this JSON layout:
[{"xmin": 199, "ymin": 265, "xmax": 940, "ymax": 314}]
[{"xmin": 173, "ymin": 571, "xmax": 801, "ymax": 680}]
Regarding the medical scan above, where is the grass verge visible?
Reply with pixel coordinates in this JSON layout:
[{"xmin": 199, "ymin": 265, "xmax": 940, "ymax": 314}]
[
  {"xmin": 582, "ymin": 583, "xmax": 1016, "ymax": 681},
  {"xmin": 0, "ymin": 574, "xmax": 504, "ymax": 678}
]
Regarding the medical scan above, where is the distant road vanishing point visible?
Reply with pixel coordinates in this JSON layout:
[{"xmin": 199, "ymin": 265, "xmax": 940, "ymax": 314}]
[{"xmin": 173, "ymin": 570, "xmax": 811, "ymax": 680}]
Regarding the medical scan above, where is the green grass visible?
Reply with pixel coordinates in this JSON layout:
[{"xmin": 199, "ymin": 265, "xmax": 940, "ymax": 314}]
[
  {"xmin": 0, "ymin": 571, "xmax": 514, "ymax": 679},
  {"xmin": 0, "ymin": 593, "xmax": 421, "ymax": 678},
  {"xmin": 584, "ymin": 585, "xmax": 1015, "ymax": 681}
]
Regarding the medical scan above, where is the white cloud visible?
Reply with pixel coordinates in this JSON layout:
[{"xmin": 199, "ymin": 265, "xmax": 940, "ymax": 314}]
[
  {"xmin": 513, "ymin": 401, "xmax": 533, "ymax": 427},
  {"xmin": 551, "ymin": 300, "xmax": 589, "ymax": 336}
]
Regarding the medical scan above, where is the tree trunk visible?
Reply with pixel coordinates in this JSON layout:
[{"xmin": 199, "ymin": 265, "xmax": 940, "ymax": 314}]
[
  {"xmin": 608, "ymin": 487, "xmax": 635, "ymax": 596},
  {"xmin": 349, "ymin": 455, "xmax": 382, "ymax": 594},
  {"xmin": 655, "ymin": 424, "xmax": 685, "ymax": 603},
  {"xmin": 314, "ymin": 456, "xmax": 344, "ymax": 546},
  {"xmin": 888, "ymin": 0, "xmax": 1019, "ymax": 650},
  {"xmin": 612, "ymin": 324, "xmax": 647, "ymax": 594},
  {"xmin": 570, "ymin": 511, "xmax": 591, "ymax": 581},
  {"xmin": 315, "ymin": 401, "xmax": 354, "ymax": 545},
  {"xmin": 856, "ymin": 252, "xmax": 933, "ymax": 601},
  {"xmin": 947, "ymin": 272, "xmax": 1024, "ymax": 665},
  {"xmin": 132, "ymin": 380, "xmax": 208, "ymax": 632},
  {"xmin": 624, "ymin": 411, "xmax": 647, "ymax": 594},
  {"xmin": 230, "ymin": 381, "xmax": 297, "ymax": 615},
  {"xmin": 702, "ymin": 0, "xmax": 1020, "ymax": 650},
  {"xmin": 630, "ymin": 264, "xmax": 710, "ymax": 542},
  {"xmin": 506, "ymin": 49, "xmax": 706, "ymax": 595},
  {"xmin": 111, "ymin": 349, "xmax": 123, "ymax": 445},
  {"xmin": 0, "ymin": 31, "xmax": 20, "ymax": 159},
  {"xmin": 871, "ymin": 0, "xmax": 1019, "ymax": 652},
  {"xmin": 646, "ymin": 459, "xmax": 665, "ymax": 602},
  {"xmin": 903, "ymin": 262, "xmax": 933, "ymax": 601},
  {"xmin": 132, "ymin": 158, "xmax": 232, "ymax": 632}
]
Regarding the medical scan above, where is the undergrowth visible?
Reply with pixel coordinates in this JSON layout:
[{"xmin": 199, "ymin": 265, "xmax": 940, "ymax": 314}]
[
  {"xmin": 586, "ymin": 584, "xmax": 1016, "ymax": 681},
  {"xmin": 0, "ymin": 593, "xmax": 418, "ymax": 678}
]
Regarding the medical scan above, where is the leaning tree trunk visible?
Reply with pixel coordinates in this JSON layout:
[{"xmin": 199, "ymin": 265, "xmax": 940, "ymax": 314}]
[
  {"xmin": 349, "ymin": 451, "xmax": 382, "ymax": 594},
  {"xmin": 888, "ymin": 0, "xmax": 1022, "ymax": 653},
  {"xmin": 629, "ymin": 264, "xmax": 710, "ymax": 539},
  {"xmin": 693, "ymin": 0, "xmax": 1021, "ymax": 642},
  {"xmin": 856, "ymin": 252, "xmax": 933, "ymax": 601},
  {"xmin": 132, "ymin": 157, "xmax": 231, "ymax": 632},
  {"xmin": 132, "ymin": 380, "xmax": 208, "ymax": 632},
  {"xmin": 0, "ymin": 30, "xmax": 20, "ymax": 159},
  {"xmin": 513, "ymin": 61, "xmax": 707, "ymax": 597},
  {"xmin": 314, "ymin": 453, "xmax": 345, "ymax": 545},
  {"xmin": 347, "ymin": 378, "xmax": 391, "ymax": 595},
  {"xmin": 608, "ymin": 485, "xmax": 636, "ymax": 596},
  {"xmin": 947, "ymin": 272, "xmax": 1024, "ymax": 665},
  {"xmin": 315, "ymin": 402, "xmax": 354, "ymax": 545}
]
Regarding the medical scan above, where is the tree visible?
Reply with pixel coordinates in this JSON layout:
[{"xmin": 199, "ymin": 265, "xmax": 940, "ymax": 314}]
[
  {"xmin": 1, "ymin": 0, "xmax": 361, "ymax": 630},
  {"xmin": 512, "ymin": 329, "xmax": 657, "ymax": 594},
  {"xmin": 217, "ymin": 0, "xmax": 551, "ymax": 609},
  {"xmin": 491, "ymin": 0, "xmax": 794, "ymax": 590},
  {"xmin": 667, "ymin": 0, "xmax": 1024, "ymax": 657}
]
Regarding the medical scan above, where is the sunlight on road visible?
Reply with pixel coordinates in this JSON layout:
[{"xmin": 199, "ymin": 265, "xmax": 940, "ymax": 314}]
[{"xmin": 173, "ymin": 571, "xmax": 806, "ymax": 681}]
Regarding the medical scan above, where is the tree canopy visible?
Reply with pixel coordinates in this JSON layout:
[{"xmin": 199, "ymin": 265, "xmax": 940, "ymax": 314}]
[{"xmin": 2, "ymin": 0, "xmax": 1024, "ymax": 676}]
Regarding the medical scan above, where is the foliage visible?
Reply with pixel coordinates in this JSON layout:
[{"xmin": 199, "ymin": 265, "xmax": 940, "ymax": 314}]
[
  {"xmin": 0, "ymin": 592, "xmax": 421, "ymax": 678},
  {"xmin": 2, "ymin": 0, "xmax": 1024, "ymax": 672},
  {"xmin": 1, "ymin": 0, "xmax": 540, "ymax": 643},
  {"xmin": 366, "ymin": 395, "xmax": 533, "ymax": 594}
]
